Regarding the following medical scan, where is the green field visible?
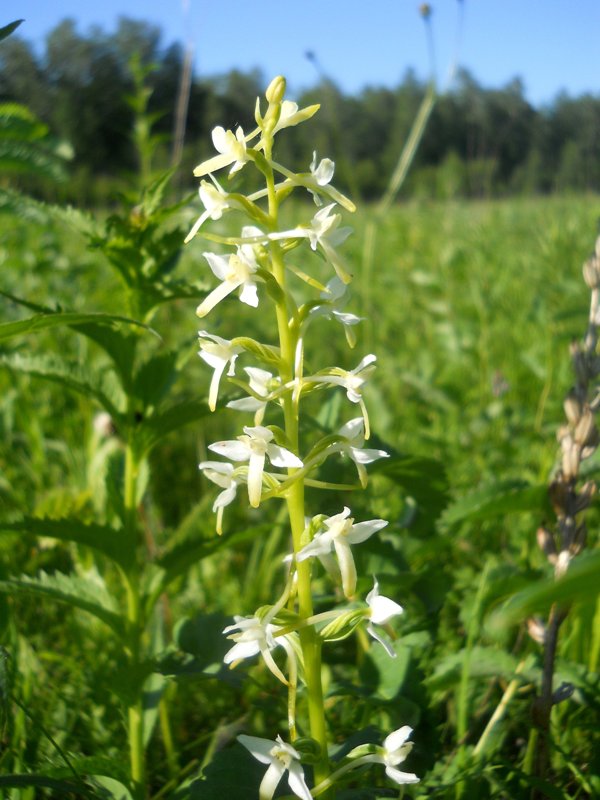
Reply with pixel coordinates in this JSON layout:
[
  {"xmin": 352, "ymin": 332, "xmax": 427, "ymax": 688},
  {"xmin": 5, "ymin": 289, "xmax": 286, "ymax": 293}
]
[{"xmin": 1, "ymin": 189, "xmax": 599, "ymax": 799}]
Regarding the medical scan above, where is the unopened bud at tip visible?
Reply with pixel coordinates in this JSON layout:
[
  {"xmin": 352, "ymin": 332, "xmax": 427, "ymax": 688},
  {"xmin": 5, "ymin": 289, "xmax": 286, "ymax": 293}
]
[{"xmin": 266, "ymin": 75, "xmax": 286, "ymax": 104}]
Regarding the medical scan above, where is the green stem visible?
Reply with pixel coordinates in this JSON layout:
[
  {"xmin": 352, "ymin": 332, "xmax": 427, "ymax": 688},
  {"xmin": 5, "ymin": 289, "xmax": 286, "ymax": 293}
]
[
  {"xmin": 124, "ymin": 440, "xmax": 146, "ymax": 796},
  {"xmin": 264, "ymin": 134, "xmax": 331, "ymax": 792}
]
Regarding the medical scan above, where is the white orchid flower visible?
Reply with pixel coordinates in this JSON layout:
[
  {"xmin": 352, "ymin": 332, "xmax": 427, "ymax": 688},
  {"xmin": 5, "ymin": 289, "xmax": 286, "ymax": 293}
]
[
  {"xmin": 379, "ymin": 727, "xmax": 420, "ymax": 785},
  {"xmin": 209, "ymin": 425, "xmax": 302, "ymax": 508},
  {"xmin": 227, "ymin": 367, "xmax": 278, "ymax": 425},
  {"xmin": 223, "ymin": 615, "xmax": 292, "ymax": 685},
  {"xmin": 268, "ymin": 203, "xmax": 353, "ymax": 284},
  {"xmin": 310, "ymin": 151, "xmax": 335, "ymax": 186},
  {"xmin": 336, "ymin": 417, "xmax": 389, "ymax": 487},
  {"xmin": 309, "ymin": 277, "xmax": 364, "ymax": 347},
  {"xmin": 366, "ymin": 577, "xmax": 404, "ymax": 657},
  {"xmin": 311, "ymin": 354, "xmax": 377, "ymax": 439},
  {"xmin": 196, "ymin": 227, "xmax": 262, "ymax": 317},
  {"xmin": 185, "ymin": 178, "xmax": 236, "ymax": 243},
  {"xmin": 197, "ymin": 331, "xmax": 242, "ymax": 411},
  {"xmin": 238, "ymin": 734, "xmax": 313, "ymax": 800},
  {"xmin": 193, "ymin": 125, "xmax": 252, "ymax": 178},
  {"xmin": 296, "ymin": 507, "xmax": 387, "ymax": 598},
  {"xmin": 198, "ymin": 461, "xmax": 242, "ymax": 534},
  {"xmin": 306, "ymin": 151, "xmax": 335, "ymax": 206}
]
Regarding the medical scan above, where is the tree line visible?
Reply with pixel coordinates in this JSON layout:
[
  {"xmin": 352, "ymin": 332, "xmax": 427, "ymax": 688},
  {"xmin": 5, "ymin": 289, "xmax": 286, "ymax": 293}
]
[{"xmin": 1, "ymin": 17, "xmax": 599, "ymax": 203}]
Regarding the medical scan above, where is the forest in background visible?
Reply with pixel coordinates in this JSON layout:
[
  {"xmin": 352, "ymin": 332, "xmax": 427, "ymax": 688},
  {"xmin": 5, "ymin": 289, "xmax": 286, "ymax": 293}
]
[{"xmin": 1, "ymin": 17, "xmax": 600, "ymax": 205}]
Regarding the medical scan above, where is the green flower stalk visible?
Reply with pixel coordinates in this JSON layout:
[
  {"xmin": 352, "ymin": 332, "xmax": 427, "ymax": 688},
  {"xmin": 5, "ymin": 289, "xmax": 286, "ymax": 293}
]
[{"xmin": 187, "ymin": 76, "xmax": 418, "ymax": 798}]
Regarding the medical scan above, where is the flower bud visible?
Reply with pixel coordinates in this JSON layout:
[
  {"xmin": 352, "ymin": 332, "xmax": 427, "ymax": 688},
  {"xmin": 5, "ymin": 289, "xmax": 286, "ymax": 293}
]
[
  {"xmin": 582, "ymin": 256, "xmax": 600, "ymax": 289},
  {"xmin": 555, "ymin": 549, "xmax": 571, "ymax": 577},
  {"xmin": 266, "ymin": 75, "xmax": 286, "ymax": 104},
  {"xmin": 561, "ymin": 436, "xmax": 580, "ymax": 481},
  {"xmin": 319, "ymin": 610, "xmax": 363, "ymax": 642},
  {"xmin": 575, "ymin": 480, "xmax": 596, "ymax": 513},
  {"xmin": 574, "ymin": 407, "xmax": 596, "ymax": 446},
  {"xmin": 563, "ymin": 391, "xmax": 582, "ymax": 427},
  {"xmin": 292, "ymin": 737, "xmax": 322, "ymax": 764}
]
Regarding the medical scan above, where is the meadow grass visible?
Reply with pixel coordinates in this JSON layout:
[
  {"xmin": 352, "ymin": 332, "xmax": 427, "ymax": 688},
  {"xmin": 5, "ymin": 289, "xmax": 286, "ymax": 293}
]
[{"xmin": 1, "ymin": 192, "xmax": 598, "ymax": 798}]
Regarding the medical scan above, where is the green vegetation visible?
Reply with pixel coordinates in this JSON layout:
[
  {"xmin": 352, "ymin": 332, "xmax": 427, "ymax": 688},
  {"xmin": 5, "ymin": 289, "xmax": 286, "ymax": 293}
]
[
  {"xmin": 1, "ymin": 189, "xmax": 599, "ymax": 797},
  {"xmin": 1, "ymin": 14, "xmax": 599, "ymax": 800}
]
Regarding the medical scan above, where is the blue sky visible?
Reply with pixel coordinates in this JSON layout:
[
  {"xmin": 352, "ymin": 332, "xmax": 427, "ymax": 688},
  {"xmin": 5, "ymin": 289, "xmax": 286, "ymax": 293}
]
[{"xmin": 7, "ymin": 1, "xmax": 600, "ymax": 107}]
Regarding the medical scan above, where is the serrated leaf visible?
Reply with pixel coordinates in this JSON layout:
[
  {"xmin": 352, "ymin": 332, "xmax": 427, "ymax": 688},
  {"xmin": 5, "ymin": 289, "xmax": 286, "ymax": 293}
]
[
  {"xmin": 0, "ymin": 571, "xmax": 126, "ymax": 637},
  {"xmin": 0, "ymin": 517, "xmax": 135, "ymax": 572},
  {"xmin": 441, "ymin": 481, "xmax": 551, "ymax": 528}
]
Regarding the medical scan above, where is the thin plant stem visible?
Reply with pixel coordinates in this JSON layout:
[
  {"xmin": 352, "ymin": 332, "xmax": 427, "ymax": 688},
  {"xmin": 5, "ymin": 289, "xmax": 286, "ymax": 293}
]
[
  {"xmin": 124, "ymin": 439, "xmax": 146, "ymax": 795},
  {"xmin": 473, "ymin": 660, "xmax": 527, "ymax": 758}
]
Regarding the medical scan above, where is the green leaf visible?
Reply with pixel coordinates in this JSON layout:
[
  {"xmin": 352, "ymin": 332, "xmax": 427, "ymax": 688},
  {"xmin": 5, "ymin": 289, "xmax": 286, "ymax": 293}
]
[
  {"xmin": 0, "ymin": 353, "xmax": 125, "ymax": 417},
  {"xmin": 71, "ymin": 322, "xmax": 137, "ymax": 392},
  {"xmin": 87, "ymin": 775, "xmax": 134, "ymax": 800},
  {"xmin": 441, "ymin": 480, "xmax": 551, "ymax": 528},
  {"xmin": 0, "ymin": 517, "xmax": 135, "ymax": 572},
  {"xmin": 0, "ymin": 775, "xmax": 94, "ymax": 795},
  {"xmin": 0, "ymin": 20, "xmax": 23, "ymax": 42},
  {"xmin": 487, "ymin": 550, "xmax": 600, "ymax": 633},
  {"xmin": 425, "ymin": 646, "xmax": 535, "ymax": 691},
  {"xmin": 0, "ymin": 571, "xmax": 126, "ymax": 637},
  {"xmin": 185, "ymin": 743, "xmax": 265, "ymax": 799},
  {"xmin": 0, "ymin": 307, "xmax": 151, "ymax": 343},
  {"xmin": 372, "ymin": 452, "xmax": 450, "ymax": 522},
  {"xmin": 132, "ymin": 350, "xmax": 179, "ymax": 409},
  {"xmin": 133, "ymin": 398, "xmax": 212, "ymax": 457},
  {"xmin": 155, "ymin": 523, "xmax": 270, "ymax": 596}
]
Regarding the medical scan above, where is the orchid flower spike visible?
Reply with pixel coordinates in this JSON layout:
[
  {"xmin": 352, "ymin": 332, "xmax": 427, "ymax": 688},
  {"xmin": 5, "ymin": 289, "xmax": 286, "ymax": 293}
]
[
  {"xmin": 209, "ymin": 425, "xmax": 302, "ymax": 508},
  {"xmin": 238, "ymin": 734, "xmax": 313, "ymax": 800},
  {"xmin": 296, "ymin": 507, "xmax": 387, "ymax": 598}
]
